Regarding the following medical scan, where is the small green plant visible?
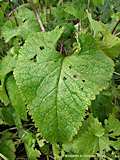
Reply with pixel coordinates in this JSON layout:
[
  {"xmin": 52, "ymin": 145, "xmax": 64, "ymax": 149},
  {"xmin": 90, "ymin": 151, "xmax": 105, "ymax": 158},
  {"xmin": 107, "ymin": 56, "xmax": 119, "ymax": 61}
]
[{"xmin": 0, "ymin": 0, "xmax": 120, "ymax": 159}]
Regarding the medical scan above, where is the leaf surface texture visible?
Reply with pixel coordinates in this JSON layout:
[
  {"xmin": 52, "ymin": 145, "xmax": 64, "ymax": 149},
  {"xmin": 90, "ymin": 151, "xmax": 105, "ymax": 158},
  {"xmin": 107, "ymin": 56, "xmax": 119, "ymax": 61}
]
[{"xmin": 14, "ymin": 29, "xmax": 114, "ymax": 143}]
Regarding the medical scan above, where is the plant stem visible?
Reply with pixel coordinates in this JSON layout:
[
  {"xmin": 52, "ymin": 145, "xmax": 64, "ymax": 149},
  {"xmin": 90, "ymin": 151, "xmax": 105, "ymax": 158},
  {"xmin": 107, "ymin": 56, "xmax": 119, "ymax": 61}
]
[
  {"xmin": 87, "ymin": 0, "xmax": 90, "ymax": 10},
  {"xmin": 35, "ymin": 8, "xmax": 45, "ymax": 32},
  {"xmin": 8, "ymin": 0, "xmax": 19, "ymax": 26},
  {"xmin": 29, "ymin": 0, "xmax": 45, "ymax": 32},
  {"xmin": 114, "ymin": 72, "xmax": 120, "ymax": 76},
  {"xmin": 58, "ymin": 0, "xmax": 64, "ymax": 6},
  {"xmin": 0, "ymin": 153, "xmax": 8, "ymax": 160},
  {"xmin": 13, "ymin": 12, "xmax": 19, "ymax": 26},
  {"xmin": 52, "ymin": 144, "xmax": 61, "ymax": 160},
  {"xmin": 115, "ymin": 32, "xmax": 120, "ymax": 37},
  {"xmin": 112, "ymin": 19, "xmax": 120, "ymax": 34}
]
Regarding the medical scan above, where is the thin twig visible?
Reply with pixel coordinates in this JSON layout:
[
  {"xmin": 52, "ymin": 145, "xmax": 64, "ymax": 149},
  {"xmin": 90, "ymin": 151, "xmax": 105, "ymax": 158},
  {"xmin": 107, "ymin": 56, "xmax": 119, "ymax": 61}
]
[
  {"xmin": 60, "ymin": 41, "xmax": 64, "ymax": 54},
  {"xmin": 115, "ymin": 32, "xmax": 120, "ymax": 37},
  {"xmin": 49, "ymin": 155, "xmax": 54, "ymax": 160},
  {"xmin": 57, "ymin": 0, "xmax": 64, "ymax": 6},
  {"xmin": 87, "ymin": 0, "xmax": 90, "ymax": 10},
  {"xmin": 7, "ymin": 3, "xmax": 30, "ymax": 17},
  {"xmin": 8, "ymin": 0, "xmax": 19, "ymax": 26},
  {"xmin": 114, "ymin": 72, "xmax": 120, "ymax": 76},
  {"xmin": 7, "ymin": 7, "xmax": 17, "ymax": 17},
  {"xmin": 34, "ymin": 8, "xmax": 45, "ymax": 32},
  {"xmin": 29, "ymin": 0, "xmax": 45, "ymax": 32},
  {"xmin": 0, "ymin": 153, "xmax": 8, "ymax": 160},
  {"xmin": 112, "ymin": 19, "xmax": 120, "ymax": 34}
]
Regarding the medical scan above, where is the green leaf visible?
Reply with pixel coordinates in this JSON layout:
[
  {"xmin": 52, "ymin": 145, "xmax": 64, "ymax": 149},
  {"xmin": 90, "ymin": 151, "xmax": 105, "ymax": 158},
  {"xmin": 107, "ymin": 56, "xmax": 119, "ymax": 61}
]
[
  {"xmin": 110, "ymin": 139, "xmax": 120, "ymax": 150},
  {"xmin": 0, "ymin": 53, "xmax": 17, "ymax": 83},
  {"xmin": 98, "ymin": 135, "xmax": 110, "ymax": 152},
  {"xmin": 64, "ymin": 0, "xmax": 86, "ymax": 20},
  {"xmin": 0, "ymin": 10, "xmax": 5, "ymax": 28},
  {"xmin": 0, "ymin": 106, "xmax": 15, "ymax": 125},
  {"xmin": 63, "ymin": 116, "xmax": 105, "ymax": 160},
  {"xmin": 87, "ymin": 115, "xmax": 104, "ymax": 137},
  {"xmin": 14, "ymin": 30, "xmax": 114, "ymax": 143},
  {"xmin": 0, "ymin": 108, "xmax": 4, "ymax": 124},
  {"xmin": 33, "ymin": 0, "xmax": 39, "ymax": 4},
  {"xmin": 87, "ymin": 11, "xmax": 120, "ymax": 58},
  {"xmin": 92, "ymin": 0, "xmax": 105, "ymax": 6},
  {"xmin": 1, "ymin": 7, "xmax": 39, "ymax": 42},
  {"xmin": 22, "ymin": 131, "xmax": 40, "ymax": 160},
  {"xmin": 10, "ymin": 0, "xmax": 18, "ymax": 4},
  {"xmin": 91, "ymin": 91, "xmax": 113, "ymax": 122},
  {"xmin": 100, "ymin": 33, "xmax": 120, "ymax": 58},
  {"xmin": 0, "ymin": 132, "xmax": 16, "ymax": 160},
  {"xmin": 105, "ymin": 114, "xmax": 120, "ymax": 137},
  {"xmin": 0, "ymin": 52, "xmax": 17, "ymax": 105},
  {"xmin": 6, "ymin": 75, "xmax": 27, "ymax": 120},
  {"xmin": 87, "ymin": 11, "xmax": 106, "ymax": 36},
  {"xmin": 104, "ymin": 114, "xmax": 120, "ymax": 152},
  {"xmin": 0, "ymin": 85, "xmax": 9, "ymax": 105}
]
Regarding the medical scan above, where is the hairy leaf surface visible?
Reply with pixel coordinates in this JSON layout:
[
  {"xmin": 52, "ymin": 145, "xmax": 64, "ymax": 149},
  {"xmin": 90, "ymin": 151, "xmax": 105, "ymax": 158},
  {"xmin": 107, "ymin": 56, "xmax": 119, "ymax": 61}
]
[
  {"xmin": 0, "ymin": 85, "xmax": 9, "ymax": 105},
  {"xmin": 0, "ymin": 106, "xmax": 15, "ymax": 125},
  {"xmin": 14, "ymin": 30, "xmax": 114, "ymax": 143},
  {"xmin": 63, "ymin": 116, "xmax": 105, "ymax": 160},
  {"xmin": 0, "ymin": 53, "xmax": 17, "ymax": 83},
  {"xmin": 105, "ymin": 114, "xmax": 120, "ymax": 137},
  {"xmin": 64, "ymin": 0, "xmax": 86, "ymax": 20},
  {"xmin": 0, "ymin": 132, "xmax": 16, "ymax": 160},
  {"xmin": 0, "ymin": 53, "xmax": 17, "ymax": 105},
  {"xmin": 91, "ymin": 91, "xmax": 113, "ymax": 122},
  {"xmin": 1, "ymin": 7, "xmax": 39, "ymax": 42},
  {"xmin": 22, "ymin": 131, "xmax": 41, "ymax": 160},
  {"xmin": 6, "ymin": 75, "xmax": 27, "ymax": 120},
  {"xmin": 87, "ymin": 12, "xmax": 120, "ymax": 58}
]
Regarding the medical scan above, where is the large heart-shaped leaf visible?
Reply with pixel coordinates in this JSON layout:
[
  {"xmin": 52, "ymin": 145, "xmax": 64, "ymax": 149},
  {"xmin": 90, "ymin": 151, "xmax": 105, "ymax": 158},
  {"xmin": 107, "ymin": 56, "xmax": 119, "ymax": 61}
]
[{"xmin": 14, "ymin": 28, "xmax": 114, "ymax": 143}]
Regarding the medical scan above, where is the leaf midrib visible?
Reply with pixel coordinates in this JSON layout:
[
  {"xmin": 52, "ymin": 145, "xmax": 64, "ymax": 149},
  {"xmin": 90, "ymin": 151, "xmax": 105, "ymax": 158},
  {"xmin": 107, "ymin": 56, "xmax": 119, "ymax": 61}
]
[{"xmin": 55, "ymin": 56, "xmax": 64, "ymax": 140}]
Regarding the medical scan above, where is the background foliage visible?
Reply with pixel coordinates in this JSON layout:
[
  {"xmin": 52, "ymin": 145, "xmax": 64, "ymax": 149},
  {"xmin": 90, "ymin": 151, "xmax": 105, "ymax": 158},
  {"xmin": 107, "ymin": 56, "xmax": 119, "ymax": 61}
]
[{"xmin": 0, "ymin": 0, "xmax": 120, "ymax": 160}]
